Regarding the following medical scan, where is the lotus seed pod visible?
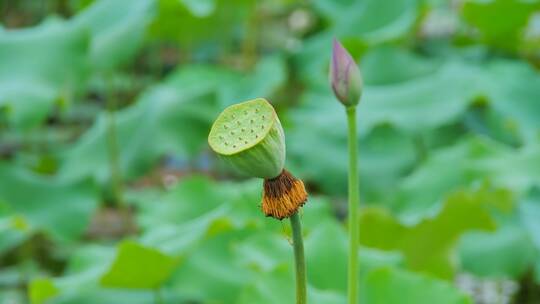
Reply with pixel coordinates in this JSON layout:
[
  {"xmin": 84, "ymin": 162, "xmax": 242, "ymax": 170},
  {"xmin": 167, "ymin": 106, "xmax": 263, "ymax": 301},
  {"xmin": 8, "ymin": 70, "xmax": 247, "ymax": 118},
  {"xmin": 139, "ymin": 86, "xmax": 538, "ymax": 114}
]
[{"xmin": 208, "ymin": 98, "xmax": 286, "ymax": 179}]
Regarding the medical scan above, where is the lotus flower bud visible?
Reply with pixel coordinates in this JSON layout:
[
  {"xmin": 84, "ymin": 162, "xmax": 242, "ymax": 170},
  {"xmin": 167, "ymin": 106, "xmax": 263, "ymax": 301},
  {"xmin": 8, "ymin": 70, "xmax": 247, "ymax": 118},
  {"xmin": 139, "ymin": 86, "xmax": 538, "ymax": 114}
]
[
  {"xmin": 208, "ymin": 98, "xmax": 286, "ymax": 179},
  {"xmin": 330, "ymin": 38, "xmax": 363, "ymax": 107}
]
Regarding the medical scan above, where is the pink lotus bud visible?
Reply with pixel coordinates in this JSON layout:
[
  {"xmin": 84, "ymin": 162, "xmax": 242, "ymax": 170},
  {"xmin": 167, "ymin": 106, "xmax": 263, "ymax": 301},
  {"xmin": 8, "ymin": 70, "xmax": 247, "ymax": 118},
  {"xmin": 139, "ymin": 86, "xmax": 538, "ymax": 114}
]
[{"xmin": 330, "ymin": 39, "xmax": 363, "ymax": 107}]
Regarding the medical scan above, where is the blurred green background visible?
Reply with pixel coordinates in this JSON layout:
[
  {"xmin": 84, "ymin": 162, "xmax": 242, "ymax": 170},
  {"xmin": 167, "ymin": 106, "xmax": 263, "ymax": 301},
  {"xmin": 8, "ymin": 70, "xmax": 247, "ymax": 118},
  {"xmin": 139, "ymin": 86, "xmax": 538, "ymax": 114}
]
[{"xmin": 1, "ymin": 0, "xmax": 540, "ymax": 303}]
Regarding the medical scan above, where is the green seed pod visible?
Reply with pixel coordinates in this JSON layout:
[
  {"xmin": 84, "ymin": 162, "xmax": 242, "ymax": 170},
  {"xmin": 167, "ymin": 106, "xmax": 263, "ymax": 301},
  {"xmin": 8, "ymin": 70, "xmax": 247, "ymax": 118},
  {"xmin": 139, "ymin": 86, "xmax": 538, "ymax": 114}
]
[{"xmin": 208, "ymin": 98, "xmax": 285, "ymax": 179}]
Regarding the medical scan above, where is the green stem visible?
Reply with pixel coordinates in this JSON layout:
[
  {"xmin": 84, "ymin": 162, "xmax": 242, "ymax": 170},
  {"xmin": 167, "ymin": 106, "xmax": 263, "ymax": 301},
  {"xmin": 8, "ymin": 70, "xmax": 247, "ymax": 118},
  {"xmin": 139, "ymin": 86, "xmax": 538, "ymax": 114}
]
[
  {"xmin": 414, "ymin": 134, "xmax": 427, "ymax": 163},
  {"xmin": 154, "ymin": 288, "xmax": 163, "ymax": 304},
  {"xmin": 290, "ymin": 212, "xmax": 307, "ymax": 304},
  {"xmin": 346, "ymin": 106, "xmax": 360, "ymax": 304},
  {"xmin": 105, "ymin": 78, "xmax": 124, "ymax": 207},
  {"xmin": 241, "ymin": 1, "xmax": 258, "ymax": 69}
]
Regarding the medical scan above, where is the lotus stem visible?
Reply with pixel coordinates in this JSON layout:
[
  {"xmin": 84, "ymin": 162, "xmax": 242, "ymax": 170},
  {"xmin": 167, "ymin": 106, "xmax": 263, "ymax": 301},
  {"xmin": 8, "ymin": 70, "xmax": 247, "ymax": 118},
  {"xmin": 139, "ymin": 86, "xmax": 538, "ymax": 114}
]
[
  {"xmin": 106, "ymin": 77, "xmax": 124, "ymax": 207},
  {"xmin": 346, "ymin": 106, "xmax": 359, "ymax": 304},
  {"xmin": 291, "ymin": 212, "xmax": 307, "ymax": 304}
]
